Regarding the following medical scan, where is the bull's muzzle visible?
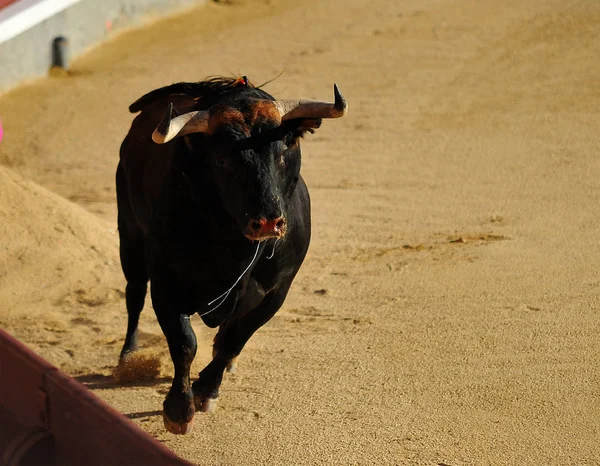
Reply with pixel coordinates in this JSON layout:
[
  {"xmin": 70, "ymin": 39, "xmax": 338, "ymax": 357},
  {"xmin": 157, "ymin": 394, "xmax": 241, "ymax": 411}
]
[{"xmin": 245, "ymin": 216, "xmax": 287, "ymax": 241}]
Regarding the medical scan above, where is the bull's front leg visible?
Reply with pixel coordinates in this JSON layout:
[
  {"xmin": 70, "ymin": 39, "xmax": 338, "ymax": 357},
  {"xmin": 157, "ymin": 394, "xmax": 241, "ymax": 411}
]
[
  {"xmin": 152, "ymin": 283, "xmax": 198, "ymax": 434},
  {"xmin": 192, "ymin": 281, "xmax": 292, "ymax": 412}
]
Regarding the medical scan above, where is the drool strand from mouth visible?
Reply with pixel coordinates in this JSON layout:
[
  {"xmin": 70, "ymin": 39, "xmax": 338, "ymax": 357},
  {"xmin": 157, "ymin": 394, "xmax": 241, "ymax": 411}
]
[
  {"xmin": 266, "ymin": 239, "xmax": 278, "ymax": 260},
  {"xmin": 200, "ymin": 242, "xmax": 261, "ymax": 317}
]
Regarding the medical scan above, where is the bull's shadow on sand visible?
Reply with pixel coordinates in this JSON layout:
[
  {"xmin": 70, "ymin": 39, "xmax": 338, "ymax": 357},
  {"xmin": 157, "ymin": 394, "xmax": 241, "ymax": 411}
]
[
  {"xmin": 74, "ymin": 373, "xmax": 171, "ymax": 390},
  {"xmin": 75, "ymin": 373, "xmax": 164, "ymax": 422},
  {"xmin": 124, "ymin": 410, "xmax": 163, "ymax": 420}
]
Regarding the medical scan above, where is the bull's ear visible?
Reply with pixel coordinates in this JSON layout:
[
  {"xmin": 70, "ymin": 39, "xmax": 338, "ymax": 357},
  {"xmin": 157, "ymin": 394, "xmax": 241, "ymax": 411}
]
[{"xmin": 293, "ymin": 118, "xmax": 322, "ymax": 137}]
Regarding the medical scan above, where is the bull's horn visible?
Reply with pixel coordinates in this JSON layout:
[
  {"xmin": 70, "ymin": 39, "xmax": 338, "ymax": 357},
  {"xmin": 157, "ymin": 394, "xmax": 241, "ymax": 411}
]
[
  {"xmin": 152, "ymin": 103, "xmax": 209, "ymax": 144},
  {"xmin": 274, "ymin": 84, "xmax": 348, "ymax": 121}
]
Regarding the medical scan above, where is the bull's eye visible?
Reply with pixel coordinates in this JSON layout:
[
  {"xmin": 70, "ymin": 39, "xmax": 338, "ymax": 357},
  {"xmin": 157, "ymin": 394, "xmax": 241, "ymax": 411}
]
[{"xmin": 274, "ymin": 142, "xmax": 287, "ymax": 168}]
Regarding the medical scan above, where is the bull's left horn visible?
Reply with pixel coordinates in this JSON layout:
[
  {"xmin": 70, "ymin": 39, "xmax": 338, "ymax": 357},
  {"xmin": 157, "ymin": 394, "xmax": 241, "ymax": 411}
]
[
  {"xmin": 152, "ymin": 104, "xmax": 209, "ymax": 144},
  {"xmin": 274, "ymin": 84, "xmax": 348, "ymax": 121}
]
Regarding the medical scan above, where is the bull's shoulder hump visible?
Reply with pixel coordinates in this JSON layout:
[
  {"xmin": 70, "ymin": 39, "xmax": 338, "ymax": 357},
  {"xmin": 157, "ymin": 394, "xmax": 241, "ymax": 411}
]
[{"xmin": 128, "ymin": 82, "xmax": 204, "ymax": 113}]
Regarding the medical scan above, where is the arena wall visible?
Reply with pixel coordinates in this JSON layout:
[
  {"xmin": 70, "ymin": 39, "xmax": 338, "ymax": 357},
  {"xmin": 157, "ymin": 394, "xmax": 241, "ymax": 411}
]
[{"xmin": 0, "ymin": 0, "xmax": 206, "ymax": 93}]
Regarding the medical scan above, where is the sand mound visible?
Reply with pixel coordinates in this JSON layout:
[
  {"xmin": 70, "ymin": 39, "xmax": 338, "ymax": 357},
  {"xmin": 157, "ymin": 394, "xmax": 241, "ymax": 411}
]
[
  {"xmin": 0, "ymin": 165, "xmax": 172, "ymax": 376},
  {"xmin": 0, "ymin": 164, "xmax": 120, "ymax": 325}
]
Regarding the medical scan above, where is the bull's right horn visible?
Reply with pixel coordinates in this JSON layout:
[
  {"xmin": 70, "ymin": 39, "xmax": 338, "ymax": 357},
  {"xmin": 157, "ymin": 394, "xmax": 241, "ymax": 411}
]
[
  {"xmin": 152, "ymin": 103, "xmax": 209, "ymax": 144},
  {"xmin": 274, "ymin": 84, "xmax": 348, "ymax": 121}
]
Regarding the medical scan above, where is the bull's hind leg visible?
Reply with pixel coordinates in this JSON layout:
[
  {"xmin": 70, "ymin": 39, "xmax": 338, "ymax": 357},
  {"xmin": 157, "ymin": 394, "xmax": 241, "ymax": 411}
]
[
  {"xmin": 192, "ymin": 281, "xmax": 292, "ymax": 412},
  {"xmin": 118, "ymin": 235, "xmax": 148, "ymax": 360},
  {"xmin": 116, "ymin": 163, "xmax": 148, "ymax": 360}
]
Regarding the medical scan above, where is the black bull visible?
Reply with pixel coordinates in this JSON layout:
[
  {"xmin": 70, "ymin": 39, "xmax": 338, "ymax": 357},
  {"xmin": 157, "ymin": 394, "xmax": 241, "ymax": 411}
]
[{"xmin": 116, "ymin": 77, "xmax": 347, "ymax": 434}]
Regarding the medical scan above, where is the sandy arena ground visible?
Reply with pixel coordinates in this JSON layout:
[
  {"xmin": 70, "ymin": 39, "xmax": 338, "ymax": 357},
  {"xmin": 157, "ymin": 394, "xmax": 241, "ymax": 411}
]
[{"xmin": 1, "ymin": 0, "xmax": 599, "ymax": 464}]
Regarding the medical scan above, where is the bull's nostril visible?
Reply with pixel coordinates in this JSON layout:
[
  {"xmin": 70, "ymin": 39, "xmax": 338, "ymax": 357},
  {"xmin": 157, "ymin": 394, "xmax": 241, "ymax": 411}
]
[{"xmin": 247, "ymin": 217, "xmax": 285, "ymax": 237}]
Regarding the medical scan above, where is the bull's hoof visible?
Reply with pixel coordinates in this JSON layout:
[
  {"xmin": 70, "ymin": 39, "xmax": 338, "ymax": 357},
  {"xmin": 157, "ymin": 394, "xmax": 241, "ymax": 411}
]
[
  {"xmin": 118, "ymin": 350, "xmax": 134, "ymax": 363},
  {"xmin": 163, "ymin": 412, "xmax": 194, "ymax": 435},
  {"xmin": 202, "ymin": 397, "xmax": 219, "ymax": 413},
  {"xmin": 193, "ymin": 394, "xmax": 218, "ymax": 413}
]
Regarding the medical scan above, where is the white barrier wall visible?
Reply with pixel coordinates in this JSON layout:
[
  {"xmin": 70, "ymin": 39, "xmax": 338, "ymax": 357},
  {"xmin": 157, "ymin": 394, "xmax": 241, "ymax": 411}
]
[{"xmin": 0, "ymin": 0, "xmax": 206, "ymax": 93}]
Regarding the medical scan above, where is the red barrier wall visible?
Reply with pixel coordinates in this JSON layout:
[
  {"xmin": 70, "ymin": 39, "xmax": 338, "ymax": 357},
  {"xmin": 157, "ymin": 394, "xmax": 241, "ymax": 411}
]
[{"xmin": 0, "ymin": 329, "xmax": 194, "ymax": 466}]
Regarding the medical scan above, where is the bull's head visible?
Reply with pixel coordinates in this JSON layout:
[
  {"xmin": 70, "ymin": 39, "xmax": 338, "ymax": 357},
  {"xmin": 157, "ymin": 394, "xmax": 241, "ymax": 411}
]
[{"xmin": 152, "ymin": 84, "xmax": 347, "ymax": 241}]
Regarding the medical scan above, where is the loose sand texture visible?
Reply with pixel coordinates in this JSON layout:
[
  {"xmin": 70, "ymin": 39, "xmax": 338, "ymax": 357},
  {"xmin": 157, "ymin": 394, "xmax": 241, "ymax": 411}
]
[{"xmin": 1, "ymin": 0, "xmax": 599, "ymax": 464}]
